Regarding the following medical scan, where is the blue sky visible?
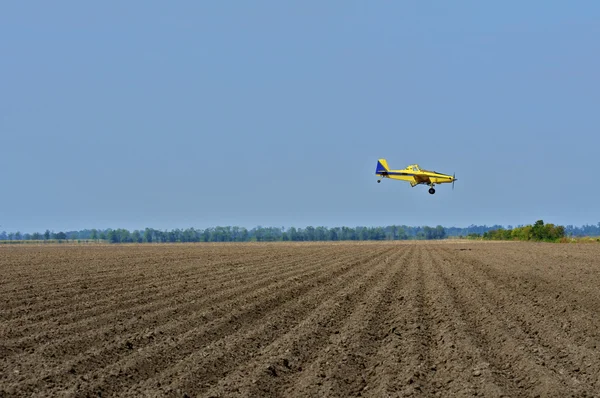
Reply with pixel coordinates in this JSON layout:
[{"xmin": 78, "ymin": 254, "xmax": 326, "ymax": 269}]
[{"xmin": 1, "ymin": 2, "xmax": 599, "ymax": 232}]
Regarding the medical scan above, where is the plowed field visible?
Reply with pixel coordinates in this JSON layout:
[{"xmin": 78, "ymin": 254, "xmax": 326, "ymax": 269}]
[{"xmin": 2, "ymin": 242, "xmax": 600, "ymax": 397}]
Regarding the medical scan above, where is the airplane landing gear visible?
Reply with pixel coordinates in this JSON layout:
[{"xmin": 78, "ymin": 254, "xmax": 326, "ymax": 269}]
[
  {"xmin": 377, "ymin": 179, "xmax": 381, "ymax": 183},
  {"xmin": 428, "ymin": 187, "xmax": 436, "ymax": 195}
]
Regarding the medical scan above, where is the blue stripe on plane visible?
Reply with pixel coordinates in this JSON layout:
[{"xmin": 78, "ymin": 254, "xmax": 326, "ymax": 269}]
[
  {"xmin": 375, "ymin": 161, "xmax": 388, "ymax": 174},
  {"xmin": 386, "ymin": 172, "xmax": 416, "ymax": 176}
]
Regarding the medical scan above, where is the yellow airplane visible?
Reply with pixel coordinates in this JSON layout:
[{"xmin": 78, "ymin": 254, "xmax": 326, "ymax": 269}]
[{"xmin": 375, "ymin": 159, "xmax": 457, "ymax": 194}]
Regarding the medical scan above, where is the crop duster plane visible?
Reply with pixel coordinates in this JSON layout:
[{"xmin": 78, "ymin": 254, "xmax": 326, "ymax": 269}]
[{"xmin": 375, "ymin": 159, "xmax": 457, "ymax": 194}]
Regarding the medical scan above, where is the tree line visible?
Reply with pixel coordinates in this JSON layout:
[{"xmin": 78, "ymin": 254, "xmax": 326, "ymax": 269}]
[
  {"xmin": 2, "ymin": 221, "xmax": 596, "ymax": 243},
  {"xmin": 0, "ymin": 225, "xmax": 447, "ymax": 243}
]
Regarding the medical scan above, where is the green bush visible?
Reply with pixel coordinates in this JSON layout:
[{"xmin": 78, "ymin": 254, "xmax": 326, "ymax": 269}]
[{"xmin": 483, "ymin": 220, "xmax": 565, "ymax": 242}]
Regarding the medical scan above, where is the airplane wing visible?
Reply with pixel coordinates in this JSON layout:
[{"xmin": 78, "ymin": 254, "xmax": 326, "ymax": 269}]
[
  {"xmin": 413, "ymin": 174, "xmax": 431, "ymax": 184},
  {"xmin": 385, "ymin": 171, "xmax": 431, "ymax": 186}
]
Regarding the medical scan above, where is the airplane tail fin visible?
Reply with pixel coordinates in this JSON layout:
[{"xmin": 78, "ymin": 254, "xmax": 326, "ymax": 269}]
[{"xmin": 376, "ymin": 159, "xmax": 390, "ymax": 174}]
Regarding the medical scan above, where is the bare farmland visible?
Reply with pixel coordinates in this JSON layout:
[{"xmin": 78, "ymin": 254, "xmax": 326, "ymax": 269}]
[{"xmin": 1, "ymin": 242, "xmax": 600, "ymax": 397}]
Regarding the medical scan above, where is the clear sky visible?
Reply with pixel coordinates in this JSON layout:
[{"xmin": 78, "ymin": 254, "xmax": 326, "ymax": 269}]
[{"xmin": 1, "ymin": 2, "xmax": 599, "ymax": 233}]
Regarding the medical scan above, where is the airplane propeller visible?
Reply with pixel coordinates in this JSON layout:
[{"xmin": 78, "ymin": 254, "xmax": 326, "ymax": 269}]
[{"xmin": 452, "ymin": 173, "xmax": 456, "ymax": 190}]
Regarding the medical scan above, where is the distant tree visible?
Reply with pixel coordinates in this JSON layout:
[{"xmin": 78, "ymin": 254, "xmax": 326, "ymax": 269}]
[
  {"xmin": 240, "ymin": 228, "xmax": 249, "ymax": 242},
  {"xmin": 287, "ymin": 227, "xmax": 297, "ymax": 241},
  {"xmin": 531, "ymin": 220, "xmax": 546, "ymax": 241},
  {"xmin": 143, "ymin": 228, "xmax": 153, "ymax": 243},
  {"xmin": 328, "ymin": 228, "xmax": 338, "ymax": 241},
  {"xmin": 107, "ymin": 229, "xmax": 118, "ymax": 243},
  {"xmin": 55, "ymin": 231, "xmax": 67, "ymax": 240},
  {"xmin": 512, "ymin": 225, "xmax": 532, "ymax": 241},
  {"xmin": 201, "ymin": 228, "xmax": 210, "ymax": 242},
  {"xmin": 181, "ymin": 228, "xmax": 191, "ymax": 242},
  {"xmin": 131, "ymin": 230, "xmax": 142, "ymax": 243},
  {"xmin": 435, "ymin": 225, "xmax": 446, "ymax": 239},
  {"xmin": 315, "ymin": 227, "xmax": 327, "ymax": 241},
  {"xmin": 44, "ymin": 229, "xmax": 51, "ymax": 240},
  {"xmin": 554, "ymin": 225, "xmax": 566, "ymax": 240},
  {"xmin": 358, "ymin": 227, "xmax": 368, "ymax": 241},
  {"xmin": 305, "ymin": 226, "xmax": 316, "ymax": 241},
  {"xmin": 371, "ymin": 227, "xmax": 385, "ymax": 240},
  {"xmin": 542, "ymin": 223, "xmax": 565, "ymax": 242},
  {"xmin": 423, "ymin": 226, "xmax": 433, "ymax": 240},
  {"xmin": 397, "ymin": 227, "xmax": 408, "ymax": 240},
  {"xmin": 348, "ymin": 226, "xmax": 359, "ymax": 240},
  {"xmin": 90, "ymin": 229, "xmax": 98, "ymax": 241},
  {"xmin": 384, "ymin": 226, "xmax": 396, "ymax": 240},
  {"xmin": 117, "ymin": 229, "xmax": 131, "ymax": 243}
]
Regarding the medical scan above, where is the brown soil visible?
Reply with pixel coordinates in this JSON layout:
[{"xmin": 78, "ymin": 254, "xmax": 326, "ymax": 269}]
[{"xmin": 1, "ymin": 241, "xmax": 600, "ymax": 397}]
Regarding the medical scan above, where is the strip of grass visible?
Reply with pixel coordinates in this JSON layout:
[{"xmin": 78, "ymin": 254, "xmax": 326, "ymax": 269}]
[{"xmin": 560, "ymin": 237, "xmax": 600, "ymax": 243}]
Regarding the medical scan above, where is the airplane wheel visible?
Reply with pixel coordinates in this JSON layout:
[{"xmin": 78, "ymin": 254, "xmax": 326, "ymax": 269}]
[
  {"xmin": 377, "ymin": 180, "xmax": 381, "ymax": 183},
  {"xmin": 428, "ymin": 188, "xmax": 435, "ymax": 194}
]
